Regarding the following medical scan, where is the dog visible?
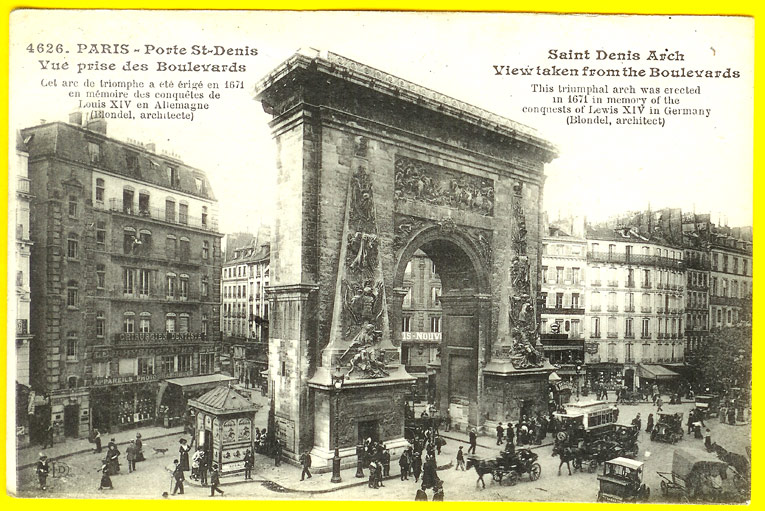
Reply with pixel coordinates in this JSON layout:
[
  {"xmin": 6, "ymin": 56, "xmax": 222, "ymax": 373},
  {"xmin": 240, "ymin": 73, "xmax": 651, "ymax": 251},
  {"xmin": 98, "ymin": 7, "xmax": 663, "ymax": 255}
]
[{"xmin": 152, "ymin": 447, "xmax": 169, "ymax": 456}]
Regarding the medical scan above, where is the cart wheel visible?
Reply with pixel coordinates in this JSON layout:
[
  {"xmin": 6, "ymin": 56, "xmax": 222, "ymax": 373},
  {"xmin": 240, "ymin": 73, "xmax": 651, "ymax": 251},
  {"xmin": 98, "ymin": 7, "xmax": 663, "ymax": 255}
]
[
  {"xmin": 507, "ymin": 472, "xmax": 519, "ymax": 486},
  {"xmin": 529, "ymin": 463, "xmax": 541, "ymax": 481},
  {"xmin": 589, "ymin": 460, "xmax": 598, "ymax": 473},
  {"xmin": 661, "ymin": 480, "xmax": 668, "ymax": 496},
  {"xmin": 492, "ymin": 470, "xmax": 503, "ymax": 483}
]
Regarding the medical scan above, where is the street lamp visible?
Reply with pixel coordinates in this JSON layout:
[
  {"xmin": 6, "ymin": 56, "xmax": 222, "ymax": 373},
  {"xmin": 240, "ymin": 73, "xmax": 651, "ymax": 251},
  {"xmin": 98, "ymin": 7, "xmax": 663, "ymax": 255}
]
[
  {"xmin": 331, "ymin": 369, "xmax": 344, "ymax": 483},
  {"xmin": 575, "ymin": 364, "xmax": 582, "ymax": 401}
]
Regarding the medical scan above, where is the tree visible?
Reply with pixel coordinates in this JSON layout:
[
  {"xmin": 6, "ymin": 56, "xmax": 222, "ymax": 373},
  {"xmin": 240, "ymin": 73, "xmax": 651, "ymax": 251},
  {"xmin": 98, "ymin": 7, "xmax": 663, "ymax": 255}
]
[{"xmin": 691, "ymin": 326, "xmax": 751, "ymax": 396}]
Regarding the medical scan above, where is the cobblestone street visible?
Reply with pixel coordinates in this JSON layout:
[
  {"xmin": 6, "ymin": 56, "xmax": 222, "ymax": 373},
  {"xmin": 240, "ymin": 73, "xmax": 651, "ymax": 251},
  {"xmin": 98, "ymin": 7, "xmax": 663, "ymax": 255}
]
[{"xmin": 15, "ymin": 399, "xmax": 749, "ymax": 501}]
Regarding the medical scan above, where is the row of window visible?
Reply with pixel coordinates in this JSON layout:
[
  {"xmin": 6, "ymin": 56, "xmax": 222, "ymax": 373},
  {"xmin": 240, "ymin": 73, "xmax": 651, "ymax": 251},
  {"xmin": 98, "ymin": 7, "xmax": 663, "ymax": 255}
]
[
  {"xmin": 590, "ymin": 243, "xmax": 683, "ymax": 261},
  {"xmin": 711, "ymin": 252, "xmax": 751, "ymax": 276},
  {"xmin": 542, "ymin": 243, "xmax": 584, "ymax": 256},
  {"xmin": 223, "ymin": 264, "xmax": 269, "ymax": 279},
  {"xmin": 222, "ymin": 302, "xmax": 269, "ymax": 319},
  {"xmin": 89, "ymin": 352, "xmax": 214, "ymax": 380},
  {"xmin": 687, "ymin": 270, "xmax": 709, "ymax": 288},
  {"xmin": 119, "ymin": 268, "xmax": 210, "ymax": 300},
  {"xmin": 542, "ymin": 266, "xmax": 582, "ymax": 285},
  {"xmin": 590, "ymin": 316, "xmax": 682, "ymax": 338},
  {"xmin": 710, "ymin": 277, "xmax": 751, "ymax": 299},
  {"xmin": 589, "ymin": 291, "xmax": 682, "ymax": 312},
  {"xmin": 712, "ymin": 306, "xmax": 746, "ymax": 326},
  {"xmin": 92, "ymin": 310, "xmax": 209, "ymax": 337},
  {"xmin": 587, "ymin": 266, "xmax": 683, "ymax": 288},
  {"xmin": 599, "ymin": 342, "xmax": 682, "ymax": 363},
  {"xmin": 400, "ymin": 316, "xmax": 441, "ymax": 333}
]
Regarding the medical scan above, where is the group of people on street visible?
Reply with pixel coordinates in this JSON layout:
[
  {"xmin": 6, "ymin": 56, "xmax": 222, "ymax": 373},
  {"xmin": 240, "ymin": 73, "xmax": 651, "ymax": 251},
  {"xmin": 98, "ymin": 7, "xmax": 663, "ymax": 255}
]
[
  {"xmin": 495, "ymin": 413, "xmax": 550, "ymax": 447},
  {"xmin": 170, "ymin": 437, "xmax": 224, "ymax": 497}
]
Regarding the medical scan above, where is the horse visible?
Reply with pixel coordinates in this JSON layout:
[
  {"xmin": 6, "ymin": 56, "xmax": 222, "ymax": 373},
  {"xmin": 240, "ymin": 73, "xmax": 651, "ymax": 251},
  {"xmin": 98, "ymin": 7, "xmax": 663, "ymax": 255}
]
[
  {"xmin": 465, "ymin": 456, "xmax": 495, "ymax": 489},
  {"xmin": 552, "ymin": 442, "xmax": 583, "ymax": 476}
]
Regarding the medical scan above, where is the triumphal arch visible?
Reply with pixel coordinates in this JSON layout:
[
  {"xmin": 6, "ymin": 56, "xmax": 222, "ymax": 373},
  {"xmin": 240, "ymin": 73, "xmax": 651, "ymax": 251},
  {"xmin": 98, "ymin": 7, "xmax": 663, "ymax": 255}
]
[{"xmin": 254, "ymin": 50, "xmax": 558, "ymax": 468}]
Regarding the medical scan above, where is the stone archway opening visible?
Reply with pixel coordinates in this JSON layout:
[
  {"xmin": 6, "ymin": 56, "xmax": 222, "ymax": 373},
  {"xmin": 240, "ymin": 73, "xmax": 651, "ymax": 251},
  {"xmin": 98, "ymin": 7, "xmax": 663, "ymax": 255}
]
[{"xmin": 394, "ymin": 231, "xmax": 489, "ymax": 431}]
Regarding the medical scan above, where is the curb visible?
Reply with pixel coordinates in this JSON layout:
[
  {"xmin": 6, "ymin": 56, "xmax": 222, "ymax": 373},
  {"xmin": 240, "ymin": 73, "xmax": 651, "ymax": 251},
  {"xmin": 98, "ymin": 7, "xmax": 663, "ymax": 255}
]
[
  {"xmin": 17, "ymin": 429, "xmax": 185, "ymax": 471},
  {"xmin": 186, "ymin": 461, "xmax": 455, "ymax": 494},
  {"xmin": 440, "ymin": 432, "xmax": 553, "ymax": 452}
]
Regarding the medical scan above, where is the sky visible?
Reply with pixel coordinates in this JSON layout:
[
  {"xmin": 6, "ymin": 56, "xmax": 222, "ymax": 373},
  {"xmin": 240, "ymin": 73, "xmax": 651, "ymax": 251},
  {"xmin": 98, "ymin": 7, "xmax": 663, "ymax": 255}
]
[{"xmin": 10, "ymin": 11, "xmax": 754, "ymax": 236}]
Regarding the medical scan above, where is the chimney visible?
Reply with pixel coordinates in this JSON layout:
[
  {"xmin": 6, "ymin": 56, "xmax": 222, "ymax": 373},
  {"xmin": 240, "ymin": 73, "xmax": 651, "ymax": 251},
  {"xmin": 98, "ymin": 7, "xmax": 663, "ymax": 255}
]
[
  {"xmin": 145, "ymin": 143, "xmax": 156, "ymax": 152},
  {"xmin": 69, "ymin": 111, "xmax": 83, "ymax": 126},
  {"xmin": 86, "ymin": 118, "xmax": 107, "ymax": 134}
]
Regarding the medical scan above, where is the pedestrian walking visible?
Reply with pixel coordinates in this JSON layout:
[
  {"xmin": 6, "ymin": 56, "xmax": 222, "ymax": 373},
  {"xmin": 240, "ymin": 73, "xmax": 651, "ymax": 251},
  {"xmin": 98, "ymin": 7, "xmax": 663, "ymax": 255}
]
[
  {"xmin": 421, "ymin": 454, "xmax": 439, "ymax": 491},
  {"xmin": 98, "ymin": 464, "xmax": 113, "ymax": 490},
  {"xmin": 126, "ymin": 440, "xmax": 137, "ymax": 473},
  {"xmin": 602, "ymin": 386, "xmax": 609, "ymax": 401},
  {"xmin": 243, "ymin": 449, "xmax": 254, "ymax": 480},
  {"xmin": 496, "ymin": 422, "xmax": 504, "ymax": 445},
  {"xmin": 42, "ymin": 423, "xmax": 54, "ymax": 449},
  {"xmin": 135, "ymin": 433, "xmax": 144, "ymax": 462},
  {"xmin": 178, "ymin": 438, "xmax": 191, "ymax": 471},
  {"xmin": 376, "ymin": 460, "xmax": 385, "ymax": 487},
  {"xmin": 105, "ymin": 442, "xmax": 121, "ymax": 475},
  {"xmin": 704, "ymin": 429, "xmax": 713, "ymax": 452},
  {"xmin": 445, "ymin": 410, "xmax": 451, "ymax": 432},
  {"xmin": 412, "ymin": 451, "xmax": 422, "ymax": 482},
  {"xmin": 368, "ymin": 461, "xmax": 378, "ymax": 488},
  {"xmin": 171, "ymin": 459, "xmax": 185, "ymax": 495},
  {"xmin": 687, "ymin": 410, "xmax": 695, "ymax": 434},
  {"xmin": 92, "ymin": 428, "xmax": 102, "ymax": 454},
  {"xmin": 399, "ymin": 451, "xmax": 410, "ymax": 480},
  {"xmin": 632, "ymin": 413, "xmax": 642, "ymax": 432},
  {"xmin": 456, "ymin": 446, "xmax": 465, "ymax": 470},
  {"xmin": 656, "ymin": 397, "xmax": 664, "ymax": 413},
  {"xmin": 36, "ymin": 453, "xmax": 50, "ymax": 490},
  {"xmin": 210, "ymin": 463, "xmax": 224, "ymax": 497},
  {"xmin": 300, "ymin": 450, "xmax": 312, "ymax": 480},
  {"xmin": 646, "ymin": 413, "xmax": 654, "ymax": 433},
  {"xmin": 468, "ymin": 429, "xmax": 477, "ymax": 455}
]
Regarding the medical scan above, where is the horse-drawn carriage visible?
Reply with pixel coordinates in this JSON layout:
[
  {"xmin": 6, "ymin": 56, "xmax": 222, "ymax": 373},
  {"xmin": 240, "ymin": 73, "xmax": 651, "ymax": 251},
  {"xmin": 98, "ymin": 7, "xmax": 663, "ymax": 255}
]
[
  {"xmin": 404, "ymin": 415, "xmax": 439, "ymax": 442},
  {"xmin": 657, "ymin": 448, "xmax": 744, "ymax": 503},
  {"xmin": 612, "ymin": 424, "xmax": 640, "ymax": 458},
  {"xmin": 466, "ymin": 448, "xmax": 542, "ymax": 487},
  {"xmin": 651, "ymin": 413, "xmax": 684, "ymax": 444},
  {"xmin": 597, "ymin": 457, "xmax": 650, "ymax": 503}
]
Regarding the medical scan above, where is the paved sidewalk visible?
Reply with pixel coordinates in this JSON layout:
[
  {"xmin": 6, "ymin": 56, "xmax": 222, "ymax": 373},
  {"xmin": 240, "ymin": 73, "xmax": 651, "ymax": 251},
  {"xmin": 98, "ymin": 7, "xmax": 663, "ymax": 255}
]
[{"xmin": 16, "ymin": 425, "xmax": 185, "ymax": 470}]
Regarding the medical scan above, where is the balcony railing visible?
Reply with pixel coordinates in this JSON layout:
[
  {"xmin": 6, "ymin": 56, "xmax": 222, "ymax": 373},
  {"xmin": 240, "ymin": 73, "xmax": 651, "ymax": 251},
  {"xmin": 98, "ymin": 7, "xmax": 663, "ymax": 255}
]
[
  {"xmin": 608, "ymin": 280, "xmax": 619, "ymax": 287},
  {"xmin": 608, "ymin": 357, "xmax": 619, "ymax": 363},
  {"xmin": 591, "ymin": 332, "xmax": 602, "ymax": 339},
  {"xmin": 607, "ymin": 305, "xmax": 619, "ymax": 312},
  {"xmin": 640, "ymin": 334, "xmax": 652, "ymax": 339},
  {"xmin": 641, "ymin": 282, "xmax": 652, "ymax": 289},
  {"xmin": 591, "ymin": 280, "xmax": 601, "ymax": 287},
  {"xmin": 587, "ymin": 251, "xmax": 684, "ymax": 270},
  {"xmin": 542, "ymin": 307, "xmax": 586, "ymax": 315},
  {"xmin": 625, "ymin": 333, "xmax": 635, "ymax": 339},
  {"xmin": 17, "ymin": 176, "xmax": 31, "ymax": 194},
  {"xmin": 17, "ymin": 319, "xmax": 29, "ymax": 335},
  {"xmin": 625, "ymin": 281, "xmax": 636, "ymax": 288},
  {"xmin": 657, "ymin": 333, "xmax": 665, "ymax": 339},
  {"xmin": 590, "ymin": 305, "xmax": 602, "ymax": 312},
  {"xmin": 625, "ymin": 357, "xmax": 635, "ymax": 364},
  {"xmin": 641, "ymin": 307, "xmax": 652, "ymax": 313},
  {"xmin": 607, "ymin": 332, "xmax": 618, "ymax": 338},
  {"xmin": 100, "ymin": 198, "xmax": 219, "ymax": 231},
  {"xmin": 625, "ymin": 306, "xmax": 635, "ymax": 313}
]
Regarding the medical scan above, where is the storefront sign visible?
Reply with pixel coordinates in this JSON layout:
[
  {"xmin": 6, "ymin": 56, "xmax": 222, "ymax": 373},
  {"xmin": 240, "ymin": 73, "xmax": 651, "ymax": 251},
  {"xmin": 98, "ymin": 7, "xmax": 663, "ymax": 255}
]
[
  {"xmin": 90, "ymin": 374, "xmax": 159, "ymax": 386},
  {"xmin": 401, "ymin": 332, "xmax": 442, "ymax": 342}
]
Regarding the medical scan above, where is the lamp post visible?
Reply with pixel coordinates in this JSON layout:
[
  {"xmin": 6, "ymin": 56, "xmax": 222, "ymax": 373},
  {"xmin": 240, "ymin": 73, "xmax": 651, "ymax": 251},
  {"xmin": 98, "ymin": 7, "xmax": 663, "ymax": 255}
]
[
  {"xmin": 575, "ymin": 364, "xmax": 582, "ymax": 401},
  {"xmin": 331, "ymin": 369, "xmax": 344, "ymax": 483}
]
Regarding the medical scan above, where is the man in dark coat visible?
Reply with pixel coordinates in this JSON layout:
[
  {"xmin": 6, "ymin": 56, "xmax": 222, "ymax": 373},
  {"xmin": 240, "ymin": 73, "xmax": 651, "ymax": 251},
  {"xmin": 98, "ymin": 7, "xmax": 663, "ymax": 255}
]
[
  {"xmin": 171, "ymin": 459, "xmax": 185, "ymax": 495},
  {"xmin": 468, "ymin": 429, "xmax": 477, "ymax": 455},
  {"xmin": 382, "ymin": 447, "xmax": 391, "ymax": 477},
  {"xmin": 243, "ymin": 449, "xmax": 254, "ymax": 480},
  {"xmin": 126, "ymin": 440, "xmax": 137, "ymax": 473},
  {"xmin": 36, "ymin": 454, "xmax": 50, "ymax": 490},
  {"xmin": 42, "ymin": 423, "xmax": 54, "ymax": 449},
  {"xmin": 496, "ymin": 422, "xmax": 504, "ymax": 445},
  {"xmin": 411, "ymin": 451, "xmax": 422, "ymax": 482},
  {"xmin": 399, "ymin": 451, "xmax": 410, "ymax": 480},
  {"xmin": 421, "ymin": 454, "xmax": 440, "ymax": 491},
  {"xmin": 300, "ymin": 450, "xmax": 312, "ymax": 480},
  {"xmin": 274, "ymin": 439, "xmax": 282, "ymax": 466},
  {"xmin": 210, "ymin": 463, "xmax": 224, "ymax": 496},
  {"xmin": 368, "ymin": 461, "xmax": 378, "ymax": 489}
]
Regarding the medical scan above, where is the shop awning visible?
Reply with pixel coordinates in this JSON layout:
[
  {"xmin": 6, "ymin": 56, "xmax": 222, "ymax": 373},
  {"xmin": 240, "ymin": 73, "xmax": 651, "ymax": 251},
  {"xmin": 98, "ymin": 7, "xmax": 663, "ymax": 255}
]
[
  {"xmin": 638, "ymin": 364, "xmax": 679, "ymax": 380},
  {"xmin": 165, "ymin": 373, "xmax": 236, "ymax": 392}
]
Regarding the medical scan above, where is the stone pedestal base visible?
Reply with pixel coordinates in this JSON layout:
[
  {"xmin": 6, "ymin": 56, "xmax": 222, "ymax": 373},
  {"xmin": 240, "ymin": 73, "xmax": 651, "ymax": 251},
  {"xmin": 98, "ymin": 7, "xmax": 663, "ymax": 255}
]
[{"xmin": 482, "ymin": 360, "xmax": 556, "ymax": 424}]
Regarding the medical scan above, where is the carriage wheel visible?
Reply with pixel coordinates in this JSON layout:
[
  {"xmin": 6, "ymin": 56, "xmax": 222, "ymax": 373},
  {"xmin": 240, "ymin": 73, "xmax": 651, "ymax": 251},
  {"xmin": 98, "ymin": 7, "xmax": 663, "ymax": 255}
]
[
  {"xmin": 661, "ymin": 480, "xmax": 668, "ymax": 496},
  {"xmin": 507, "ymin": 472, "xmax": 519, "ymax": 486},
  {"xmin": 492, "ymin": 469, "xmax": 503, "ymax": 483},
  {"xmin": 529, "ymin": 463, "xmax": 541, "ymax": 481},
  {"xmin": 588, "ymin": 460, "xmax": 598, "ymax": 473}
]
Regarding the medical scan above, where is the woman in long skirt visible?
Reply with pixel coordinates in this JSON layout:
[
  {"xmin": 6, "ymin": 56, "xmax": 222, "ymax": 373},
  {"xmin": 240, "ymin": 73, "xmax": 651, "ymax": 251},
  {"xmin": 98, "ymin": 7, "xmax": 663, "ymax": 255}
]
[{"xmin": 99, "ymin": 465, "xmax": 113, "ymax": 490}]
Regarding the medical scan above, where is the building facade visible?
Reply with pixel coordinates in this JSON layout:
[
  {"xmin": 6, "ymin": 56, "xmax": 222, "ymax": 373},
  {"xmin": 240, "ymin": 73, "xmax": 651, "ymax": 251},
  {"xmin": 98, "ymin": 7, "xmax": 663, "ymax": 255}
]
[
  {"xmin": 400, "ymin": 250, "xmax": 442, "ymax": 401},
  {"xmin": 540, "ymin": 218, "xmax": 587, "ymax": 391},
  {"xmin": 708, "ymin": 227, "xmax": 753, "ymax": 329},
  {"xmin": 15, "ymin": 132, "xmax": 34, "ymax": 387},
  {"xmin": 23, "ymin": 116, "xmax": 223, "ymax": 440},
  {"xmin": 221, "ymin": 242, "xmax": 270, "ymax": 388}
]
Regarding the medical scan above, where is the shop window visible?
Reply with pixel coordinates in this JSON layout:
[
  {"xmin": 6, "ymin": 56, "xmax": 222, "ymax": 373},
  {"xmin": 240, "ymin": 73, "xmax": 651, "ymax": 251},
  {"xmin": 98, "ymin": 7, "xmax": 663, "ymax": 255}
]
[
  {"xmin": 160, "ymin": 355, "xmax": 175, "ymax": 374},
  {"xmin": 137, "ymin": 356, "xmax": 154, "ymax": 375},
  {"xmin": 177, "ymin": 354, "xmax": 192, "ymax": 372}
]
